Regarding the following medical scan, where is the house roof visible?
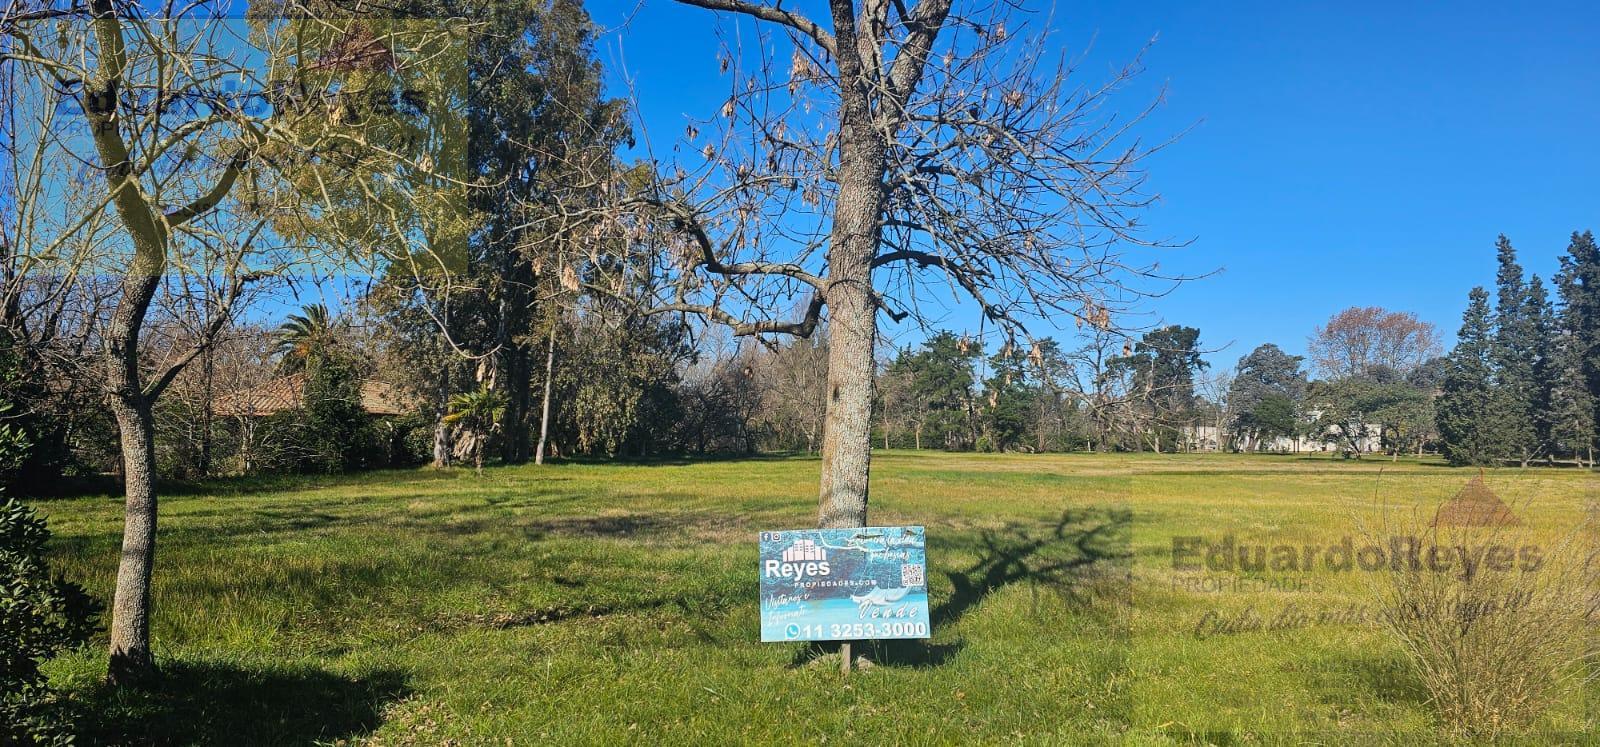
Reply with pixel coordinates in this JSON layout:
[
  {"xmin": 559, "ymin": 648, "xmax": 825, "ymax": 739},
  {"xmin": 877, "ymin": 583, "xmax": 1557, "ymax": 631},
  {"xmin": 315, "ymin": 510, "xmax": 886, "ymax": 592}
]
[{"xmin": 214, "ymin": 373, "xmax": 416, "ymax": 417}]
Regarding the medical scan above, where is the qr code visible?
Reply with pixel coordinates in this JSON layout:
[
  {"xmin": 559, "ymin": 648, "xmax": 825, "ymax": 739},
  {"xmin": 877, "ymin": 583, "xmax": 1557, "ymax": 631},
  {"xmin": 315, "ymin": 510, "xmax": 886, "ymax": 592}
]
[{"xmin": 900, "ymin": 563, "xmax": 925, "ymax": 587}]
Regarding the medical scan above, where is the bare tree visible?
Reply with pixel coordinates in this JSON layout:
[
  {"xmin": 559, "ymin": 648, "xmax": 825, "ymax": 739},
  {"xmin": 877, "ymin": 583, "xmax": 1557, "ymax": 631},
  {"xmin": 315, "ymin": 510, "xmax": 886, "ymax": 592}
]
[
  {"xmin": 1060, "ymin": 328, "xmax": 1136, "ymax": 452},
  {"xmin": 563, "ymin": 0, "xmax": 1183, "ymax": 527},
  {"xmin": 1, "ymin": 3, "xmax": 463, "ymax": 682},
  {"xmin": 1194, "ymin": 368, "xmax": 1233, "ymax": 452},
  {"xmin": 752, "ymin": 332, "xmax": 829, "ymax": 453},
  {"xmin": 1308, "ymin": 306, "xmax": 1441, "ymax": 380}
]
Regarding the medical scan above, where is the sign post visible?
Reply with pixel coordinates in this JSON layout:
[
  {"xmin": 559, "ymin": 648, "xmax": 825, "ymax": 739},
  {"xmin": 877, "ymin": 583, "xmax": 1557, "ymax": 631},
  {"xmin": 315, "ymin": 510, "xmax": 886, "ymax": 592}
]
[{"xmin": 758, "ymin": 526, "xmax": 930, "ymax": 672}]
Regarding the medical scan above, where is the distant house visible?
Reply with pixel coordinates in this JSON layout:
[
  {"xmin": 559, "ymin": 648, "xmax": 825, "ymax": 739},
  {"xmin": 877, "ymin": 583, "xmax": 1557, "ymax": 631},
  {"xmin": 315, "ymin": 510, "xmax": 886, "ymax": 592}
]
[
  {"xmin": 1182, "ymin": 415, "xmax": 1385, "ymax": 454},
  {"xmin": 214, "ymin": 373, "xmax": 416, "ymax": 418}
]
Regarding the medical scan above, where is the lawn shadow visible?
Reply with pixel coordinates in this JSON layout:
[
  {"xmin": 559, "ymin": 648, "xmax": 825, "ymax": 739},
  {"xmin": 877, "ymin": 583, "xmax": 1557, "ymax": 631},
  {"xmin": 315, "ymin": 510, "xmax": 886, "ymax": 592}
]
[
  {"xmin": 17, "ymin": 466, "xmax": 466, "ymax": 501},
  {"xmin": 77, "ymin": 660, "xmax": 408, "ymax": 746},
  {"xmin": 556, "ymin": 451, "xmax": 809, "ymax": 467},
  {"xmin": 791, "ymin": 508, "xmax": 1132, "ymax": 669},
  {"xmin": 519, "ymin": 512, "xmax": 712, "ymax": 540},
  {"xmin": 1308, "ymin": 651, "xmax": 1431, "ymax": 710}
]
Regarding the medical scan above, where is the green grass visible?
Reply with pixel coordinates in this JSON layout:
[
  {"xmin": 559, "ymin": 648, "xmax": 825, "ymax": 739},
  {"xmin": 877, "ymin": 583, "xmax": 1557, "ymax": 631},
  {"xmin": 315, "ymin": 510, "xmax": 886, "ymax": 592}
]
[{"xmin": 30, "ymin": 451, "xmax": 1600, "ymax": 744}]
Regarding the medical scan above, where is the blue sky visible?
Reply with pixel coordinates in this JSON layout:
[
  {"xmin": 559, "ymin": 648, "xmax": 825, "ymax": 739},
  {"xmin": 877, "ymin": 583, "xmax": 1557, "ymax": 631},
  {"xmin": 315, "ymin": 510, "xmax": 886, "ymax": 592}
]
[{"xmin": 587, "ymin": 0, "xmax": 1599, "ymax": 367}]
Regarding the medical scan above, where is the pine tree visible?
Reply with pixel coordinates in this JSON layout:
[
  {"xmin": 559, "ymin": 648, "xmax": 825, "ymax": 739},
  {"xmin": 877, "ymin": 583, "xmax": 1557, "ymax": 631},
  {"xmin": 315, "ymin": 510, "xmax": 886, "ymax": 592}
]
[
  {"xmin": 1555, "ymin": 230, "xmax": 1600, "ymax": 465},
  {"xmin": 1438, "ymin": 287, "xmax": 1497, "ymax": 466},
  {"xmin": 1526, "ymin": 276, "xmax": 1558, "ymax": 461},
  {"xmin": 1489, "ymin": 236, "xmax": 1538, "ymax": 465},
  {"xmin": 1547, "ymin": 326, "xmax": 1596, "ymax": 467}
]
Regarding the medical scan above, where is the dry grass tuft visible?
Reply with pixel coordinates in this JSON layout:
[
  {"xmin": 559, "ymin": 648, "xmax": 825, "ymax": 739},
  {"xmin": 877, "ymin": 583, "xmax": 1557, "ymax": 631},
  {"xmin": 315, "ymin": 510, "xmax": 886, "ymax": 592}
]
[{"xmin": 1362, "ymin": 479, "xmax": 1596, "ymax": 739}]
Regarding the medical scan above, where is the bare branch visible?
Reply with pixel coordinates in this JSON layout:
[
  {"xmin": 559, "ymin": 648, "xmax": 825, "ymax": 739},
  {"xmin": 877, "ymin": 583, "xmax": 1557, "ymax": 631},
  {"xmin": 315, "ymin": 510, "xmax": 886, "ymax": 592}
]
[{"xmin": 671, "ymin": 0, "xmax": 837, "ymax": 57}]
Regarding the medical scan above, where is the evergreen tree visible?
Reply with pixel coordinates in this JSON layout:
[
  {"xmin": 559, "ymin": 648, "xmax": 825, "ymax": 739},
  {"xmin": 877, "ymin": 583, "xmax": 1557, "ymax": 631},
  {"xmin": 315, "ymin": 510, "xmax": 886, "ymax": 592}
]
[
  {"xmin": 1555, "ymin": 230, "xmax": 1600, "ymax": 465},
  {"xmin": 1489, "ymin": 236, "xmax": 1538, "ymax": 465},
  {"xmin": 904, "ymin": 333, "xmax": 981, "ymax": 450},
  {"xmin": 1526, "ymin": 276, "xmax": 1558, "ymax": 460},
  {"xmin": 1547, "ymin": 324, "xmax": 1596, "ymax": 467},
  {"xmin": 1438, "ymin": 287, "xmax": 1497, "ymax": 466},
  {"xmin": 1, "ymin": 349, "xmax": 98, "ymax": 743},
  {"xmin": 1235, "ymin": 393, "xmax": 1298, "ymax": 450},
  {"xmin": 299, "ymin": 354, "xmax": 374, "ymax": 474},
  {"xmin": 980, "ymin": 344, "xmax": 1032, "ymax": 452},
  {"xmin": 1227, "ymin": 343, "xmax": 1307, "ymax": 450},
  {"xmin": 1113, "ymin": 326, "xmax": 1207, "ymax": 452}
]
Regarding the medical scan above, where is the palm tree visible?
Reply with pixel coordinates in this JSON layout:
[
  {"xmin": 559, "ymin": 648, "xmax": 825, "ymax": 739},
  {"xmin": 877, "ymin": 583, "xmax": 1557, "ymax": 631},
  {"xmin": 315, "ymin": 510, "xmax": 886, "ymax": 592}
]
[
  {"xmin": 274, "ymin": 304, "xmax": 340, "ymax": 373},
  {"xmin": 443, "ymin": 384, "xmax": 505, "ymax": 475}
]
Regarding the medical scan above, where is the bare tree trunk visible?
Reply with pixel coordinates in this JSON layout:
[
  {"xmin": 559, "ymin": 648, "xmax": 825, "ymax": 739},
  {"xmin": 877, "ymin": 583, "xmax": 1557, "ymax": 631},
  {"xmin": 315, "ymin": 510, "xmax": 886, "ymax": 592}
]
[
  {"xmin": 814, "ymin": 84, "xmax": 885, "ymax": 529},
  {"xmin": 817, "ymin": 272, "xmax": 875, "ymax": 528},
  {"xmin": 107, "ymin": 395, "xmax": 157, "ymax": 682},
  {"xmin": 199, "ymin": 344, "xmax": 214, "ymax": 476},
  {"xmin": 535, "ymin": 322, "xmax": 556, "ymax": 466},
  {"xmin": 103, "ymin": 265, "xmax": 163, "ymax": 684},
  {"xmin": 432, "ymin": 371, "xmax": 453, "ymax": 468}
]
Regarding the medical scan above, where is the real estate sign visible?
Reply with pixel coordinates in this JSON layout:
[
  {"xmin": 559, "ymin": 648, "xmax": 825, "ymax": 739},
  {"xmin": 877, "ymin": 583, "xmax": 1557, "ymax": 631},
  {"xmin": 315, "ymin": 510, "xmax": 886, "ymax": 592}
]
[{"xmin": 758, "ymin": 526, "xmax": 930, "ymax": 642}]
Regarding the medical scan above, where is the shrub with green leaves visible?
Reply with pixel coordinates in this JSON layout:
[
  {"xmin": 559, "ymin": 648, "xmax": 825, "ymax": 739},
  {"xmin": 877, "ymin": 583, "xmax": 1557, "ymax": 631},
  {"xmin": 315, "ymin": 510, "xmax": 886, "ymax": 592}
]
[
  {"xmin": 1, "ymin": 496, "xmax": 101, "ymax": 744},
  {"xmin": 1, "ymin": 351, "xmax": 99, "ymax": 744}
]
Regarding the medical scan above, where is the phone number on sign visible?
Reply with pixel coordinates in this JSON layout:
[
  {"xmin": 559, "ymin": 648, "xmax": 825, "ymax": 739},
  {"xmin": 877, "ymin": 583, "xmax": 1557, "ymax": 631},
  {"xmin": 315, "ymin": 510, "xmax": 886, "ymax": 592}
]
[{"xmin": 784, "ymin": 621, "xmax": 928, "ymax": 640}]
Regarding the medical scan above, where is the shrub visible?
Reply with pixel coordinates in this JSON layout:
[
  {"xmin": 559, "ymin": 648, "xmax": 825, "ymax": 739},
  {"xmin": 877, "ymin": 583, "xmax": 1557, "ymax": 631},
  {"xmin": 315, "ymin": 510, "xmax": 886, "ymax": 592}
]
[
  {"xmin": 250, "ymin": 357, "xmax": 386, "ymax": 475},
  {"xmin": 383, "ymin": 412, "xmax": 435, "ymax": 467},
  {"xmin": 1, "ymin": 497, "xmax": 101, "ymax": 744},
  {"xmin": 1362, "ymin": 482, "xmax": 1596, "ymax": 739},
  {"xmin": 299, "ymin": 355, "xmax": 376, "ymax": 473}
]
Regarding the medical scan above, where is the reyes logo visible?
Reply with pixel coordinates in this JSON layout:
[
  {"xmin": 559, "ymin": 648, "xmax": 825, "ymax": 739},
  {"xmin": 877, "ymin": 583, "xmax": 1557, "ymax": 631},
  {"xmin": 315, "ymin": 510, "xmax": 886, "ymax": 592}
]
[{"xmin": 766, "ymin": 538, "xmax": 831, "ymax": 579}]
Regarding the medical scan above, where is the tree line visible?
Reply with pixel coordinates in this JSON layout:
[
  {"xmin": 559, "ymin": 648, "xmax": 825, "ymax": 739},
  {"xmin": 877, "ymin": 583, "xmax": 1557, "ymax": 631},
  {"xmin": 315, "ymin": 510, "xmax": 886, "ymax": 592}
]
[
  {"xmin": 5, "ymin": 232, "xmax": 1594, "ymax": 499},
  {"xmin": 1438, "ymin": 233, "xmax": 1599, "ymax": 467},
  {"xmin": 874, "ymin": 232, "xmax": 1599, "ymax": 465}
]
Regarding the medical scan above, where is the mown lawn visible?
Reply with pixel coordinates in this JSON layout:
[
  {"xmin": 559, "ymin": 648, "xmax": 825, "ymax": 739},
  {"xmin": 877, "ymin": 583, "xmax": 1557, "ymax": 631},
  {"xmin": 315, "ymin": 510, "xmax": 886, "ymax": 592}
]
[{"xmin": 31, "ymin": 451, "xmax": 1600, "ymax": 744}]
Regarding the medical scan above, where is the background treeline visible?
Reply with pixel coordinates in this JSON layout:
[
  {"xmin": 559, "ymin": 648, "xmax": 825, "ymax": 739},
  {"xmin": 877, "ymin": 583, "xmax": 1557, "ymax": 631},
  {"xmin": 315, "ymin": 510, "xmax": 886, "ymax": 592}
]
[
  {"xmin": 5, "ymin": 229, "xmax": 1592, "ymax": 492},
  {"xmin": 1437, "ymin": 232, "xmax": 1599, "ymax": 467}
]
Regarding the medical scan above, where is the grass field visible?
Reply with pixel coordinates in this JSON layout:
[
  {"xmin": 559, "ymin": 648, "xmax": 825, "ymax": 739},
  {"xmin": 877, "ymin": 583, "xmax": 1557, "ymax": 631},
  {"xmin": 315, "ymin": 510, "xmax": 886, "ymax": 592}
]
[{"xmin": 31, "ymin": 451, "xmax": 1600, "ymax": 744}]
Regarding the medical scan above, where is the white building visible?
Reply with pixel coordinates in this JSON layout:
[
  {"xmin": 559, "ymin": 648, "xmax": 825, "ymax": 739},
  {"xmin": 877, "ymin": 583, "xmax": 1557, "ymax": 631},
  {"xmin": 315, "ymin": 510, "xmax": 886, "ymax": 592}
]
[{"xmin": 1181, "ymin": 422, "xmax": 1384, "ymax": 454}]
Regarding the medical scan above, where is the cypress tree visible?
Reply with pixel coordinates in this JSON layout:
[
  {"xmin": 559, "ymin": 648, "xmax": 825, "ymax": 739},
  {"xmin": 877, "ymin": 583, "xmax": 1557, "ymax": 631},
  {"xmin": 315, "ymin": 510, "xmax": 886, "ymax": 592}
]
[
  {"xmin": 1438, "ymin": 287, "xmax": 1497, "ymax": 466},
  {"xmin": 1484, "ymin": 236, "xmax": 1548, "ymax": 463},
  {"xmin": 1526, "ymin": 276, "xmax": 1558, "ymax": 461},
  {"xmin": 1555, "ymin": 230, "xmax": 1600, "ymax": 465},
  {"xmin": 1490, "ymin": 236, "xmax": 1537, "ymax": 465},
  {"xmin": 1547, "ymin": 327, "xmax": 1595, "ymax": 467}
]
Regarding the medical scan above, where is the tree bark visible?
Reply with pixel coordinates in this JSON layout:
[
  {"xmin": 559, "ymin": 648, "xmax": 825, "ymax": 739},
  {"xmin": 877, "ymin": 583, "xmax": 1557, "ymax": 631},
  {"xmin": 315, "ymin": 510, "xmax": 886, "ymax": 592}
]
[
  {"xmin": 107, "ymin": 395, "xmax": 157, "ymax": 683},
  {"xmin": 432, "ymin": 370, "xmax": 453, "ymax": 468},
  {"xmin": 814, "ymin": 40, "xmax": 885, "ymax": 528},
  {"xmin": 535, "ymin": 322, "xmax": 556, "ymax": 466},
  {"xmin": 497, "ymin": 272, "xmax": 533, "ymax": 464},
  {"xmin": 816, "ymin": 240, "xmax": 877, "ymax": 528},
  {"xmin": 199, "ymin": 345, "xmax": 214, "ymax": 476}
]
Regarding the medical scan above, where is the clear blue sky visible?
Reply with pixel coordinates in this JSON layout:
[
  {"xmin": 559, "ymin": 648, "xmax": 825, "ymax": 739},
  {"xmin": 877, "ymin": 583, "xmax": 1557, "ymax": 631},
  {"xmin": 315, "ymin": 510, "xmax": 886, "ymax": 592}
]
[{"xmin": 588, "ymin": 0, "xmax": 1598, "ymax": 367}]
